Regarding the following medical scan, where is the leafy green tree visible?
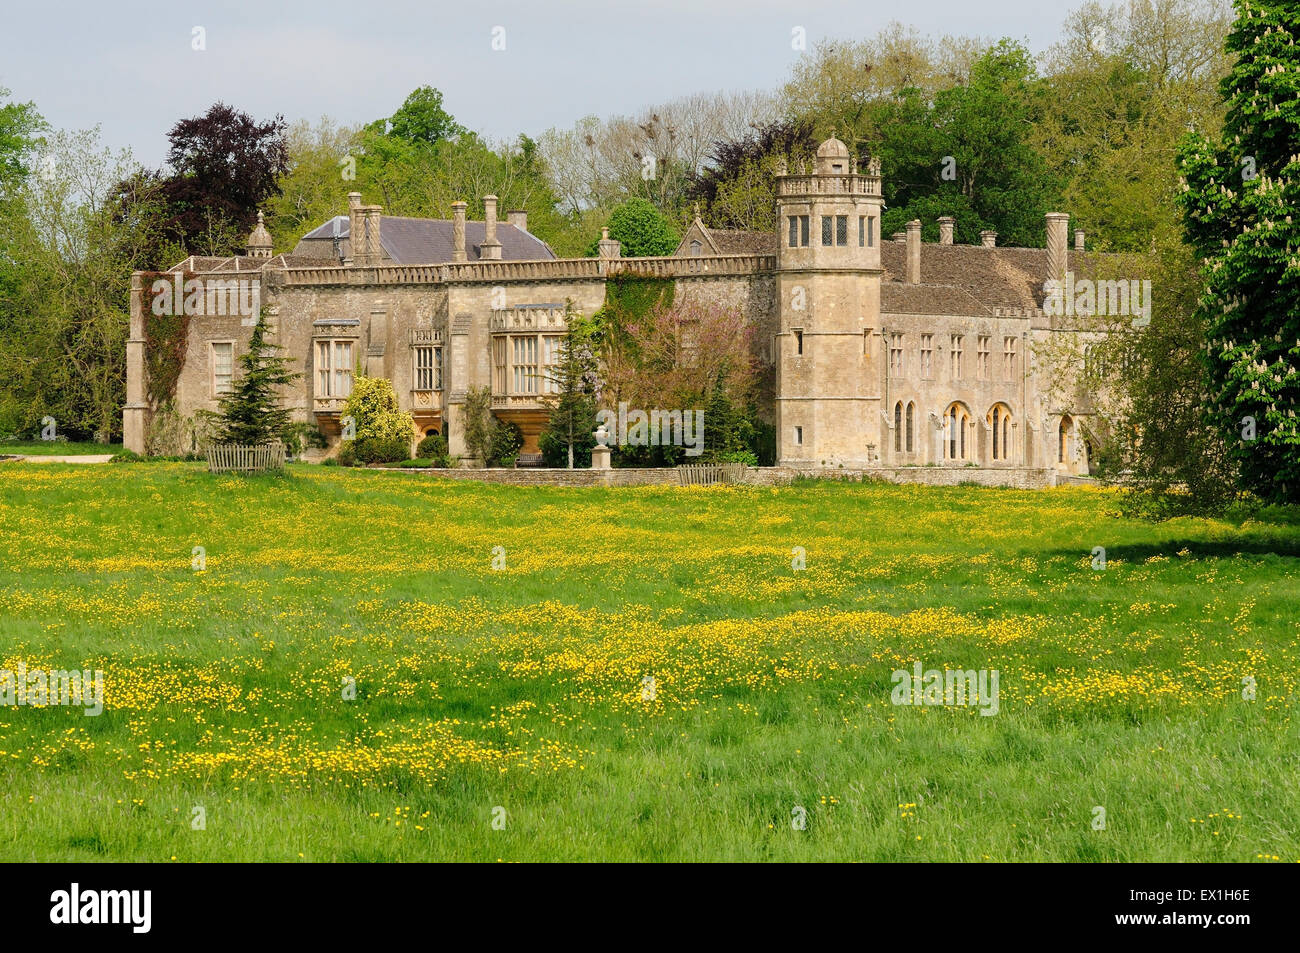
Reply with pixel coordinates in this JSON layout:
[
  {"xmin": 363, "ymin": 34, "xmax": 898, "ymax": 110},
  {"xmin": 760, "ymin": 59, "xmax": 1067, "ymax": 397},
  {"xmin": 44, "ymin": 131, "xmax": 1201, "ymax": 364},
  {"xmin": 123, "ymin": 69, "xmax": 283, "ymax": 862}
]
[
  {"xmin": 214, "ymin": 314, "xmax": 300, "ymax": 446},
  {"xmin": 901, "ymin": 40, "xmax": 1058, "ymax": 247},
  {"xmin": 385, "ymin": 86, "xmax": 465, "ymax": 145},
  {"xmin": 0, "ymin": 128, "xmax": 162, "ymax": 441},
  {"xmin": 589, "ymin": 198, "xmax": 679, "ymax": 256},
  {"xmin": 1178, "ymin": 0, "xmax": 1300, "ymax": 504},
  {"xmin": 0, "ymin": 86, "xmax": 44, "ymax": 196}
]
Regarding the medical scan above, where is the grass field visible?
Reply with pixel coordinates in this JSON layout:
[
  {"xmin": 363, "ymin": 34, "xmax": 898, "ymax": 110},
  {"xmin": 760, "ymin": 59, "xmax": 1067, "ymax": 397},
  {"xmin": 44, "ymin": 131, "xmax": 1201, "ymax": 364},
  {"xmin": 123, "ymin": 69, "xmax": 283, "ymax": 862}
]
[
  {"xmin": 0, "ymin": 440, "xmax": 120, "ymax": 456},
  {"xmin": 0, "ymin": 462, "xmax": 1297, "ymax": 861}
]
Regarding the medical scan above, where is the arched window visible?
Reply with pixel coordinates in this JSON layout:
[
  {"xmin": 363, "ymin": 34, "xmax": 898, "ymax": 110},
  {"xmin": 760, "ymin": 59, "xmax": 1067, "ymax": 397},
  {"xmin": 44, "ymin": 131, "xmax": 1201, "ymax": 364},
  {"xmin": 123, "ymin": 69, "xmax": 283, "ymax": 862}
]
[
  {"xmin": 894, "ymin": 402, "xmax": 902, "ymax": 453},
  {"xmin": 905, "ymin": 402, "xmax": 915, "ymax": 453},
  {"xmin": 945, "ymin": 402, "xmax": 970, "ymax": 461},
  {"xmin": 1059, "ymin": 415, "xmax": 1072, "ymax": 464},
  {"xmin": 987, "ymin": 403, "xmax": 1012, "ymax": 462}
]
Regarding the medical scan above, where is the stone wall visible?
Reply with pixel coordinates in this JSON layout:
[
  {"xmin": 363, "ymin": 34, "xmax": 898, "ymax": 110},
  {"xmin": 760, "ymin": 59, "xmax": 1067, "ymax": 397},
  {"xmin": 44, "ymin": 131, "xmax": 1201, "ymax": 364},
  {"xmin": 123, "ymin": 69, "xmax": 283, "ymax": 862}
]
[{"xmin": 391, "ymin": 464, "xmax": 1059, "ymax": 489}]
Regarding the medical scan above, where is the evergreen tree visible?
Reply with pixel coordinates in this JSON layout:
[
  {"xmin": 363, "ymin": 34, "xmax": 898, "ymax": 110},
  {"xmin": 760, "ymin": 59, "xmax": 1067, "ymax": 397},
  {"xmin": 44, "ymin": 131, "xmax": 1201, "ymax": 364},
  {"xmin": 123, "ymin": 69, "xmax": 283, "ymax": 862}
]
[
  {"xmin": 1178, "ymin": 0, "xmax": 1300, "ymax": 503},
  {"xmin": 541, "ymin": 304, "xmax": 602, "ymax": 468},
  {"xmin": 214, "ymin": 314, "xmax": 300, "ymax": 445}
]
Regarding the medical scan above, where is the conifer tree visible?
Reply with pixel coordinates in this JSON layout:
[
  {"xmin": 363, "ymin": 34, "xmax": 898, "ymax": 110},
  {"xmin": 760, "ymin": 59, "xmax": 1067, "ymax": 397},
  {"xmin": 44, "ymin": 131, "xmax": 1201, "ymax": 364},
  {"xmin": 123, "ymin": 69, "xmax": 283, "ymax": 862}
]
[
  {"xmin": 542, "ymin": 303, "xmax": 602, "ymax": 468},
  {"xmin": 214, "ymin": 314, "xmax": 299, "ymax": 445}
]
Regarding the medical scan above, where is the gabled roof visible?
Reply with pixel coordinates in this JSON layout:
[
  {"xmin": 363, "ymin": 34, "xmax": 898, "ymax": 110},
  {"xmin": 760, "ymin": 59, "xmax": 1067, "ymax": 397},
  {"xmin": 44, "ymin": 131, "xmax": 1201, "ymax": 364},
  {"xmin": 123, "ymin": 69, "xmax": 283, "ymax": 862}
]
[
  {"xmin": 293, "ymin": 214, "xmax": 555, "ymax": 263},
  {"xmin": 674, "ymin": 216, "xmax": 776, "ymax": 257},
  {"xmin": 165, "ymin": 254, "xmax": 314, "ymax": 273}
]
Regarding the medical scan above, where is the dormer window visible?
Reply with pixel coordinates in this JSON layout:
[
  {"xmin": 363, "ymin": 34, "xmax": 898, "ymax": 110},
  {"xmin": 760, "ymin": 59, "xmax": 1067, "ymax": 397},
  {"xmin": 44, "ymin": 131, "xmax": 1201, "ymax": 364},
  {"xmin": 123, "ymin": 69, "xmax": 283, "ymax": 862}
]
[
  {"xmin": 832, "ymin": 163, "xmax": 844, "ymax": 173},
  {"xmin": 690, "ymin": 239, "xmax": 702, "ymax": 257}
]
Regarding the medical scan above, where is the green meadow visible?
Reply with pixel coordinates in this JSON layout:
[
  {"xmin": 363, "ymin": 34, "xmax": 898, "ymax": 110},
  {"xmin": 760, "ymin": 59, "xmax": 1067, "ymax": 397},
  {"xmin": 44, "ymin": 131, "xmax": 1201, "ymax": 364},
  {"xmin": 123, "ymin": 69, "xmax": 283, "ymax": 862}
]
[{"xmin": 0, "ymin": 462, "xmax": 1296, "ymax": 861}]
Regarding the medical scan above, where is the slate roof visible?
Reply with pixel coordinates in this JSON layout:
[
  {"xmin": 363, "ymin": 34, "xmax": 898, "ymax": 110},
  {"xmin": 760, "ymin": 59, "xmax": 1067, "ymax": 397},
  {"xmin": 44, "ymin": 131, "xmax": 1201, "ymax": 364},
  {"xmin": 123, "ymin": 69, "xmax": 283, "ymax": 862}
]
[
  {"xmin": 706, "ymin": 229, "xmax": 778, "ymax": 255},
  {"xmin": 292, "ymin": 214, "xmax": 555, "ymax": 263},
  {"xmin": 879, "ymin": 242, "xmax": 1102, "ymax": 316}
]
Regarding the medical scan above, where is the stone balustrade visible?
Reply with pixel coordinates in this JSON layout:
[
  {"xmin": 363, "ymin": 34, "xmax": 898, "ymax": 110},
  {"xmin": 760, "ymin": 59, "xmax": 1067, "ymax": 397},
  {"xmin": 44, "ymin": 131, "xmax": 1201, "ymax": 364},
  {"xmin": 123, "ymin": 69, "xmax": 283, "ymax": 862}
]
[{"xmin": 277, "ymin": 254, "xmax": 776, "ymax": 289}]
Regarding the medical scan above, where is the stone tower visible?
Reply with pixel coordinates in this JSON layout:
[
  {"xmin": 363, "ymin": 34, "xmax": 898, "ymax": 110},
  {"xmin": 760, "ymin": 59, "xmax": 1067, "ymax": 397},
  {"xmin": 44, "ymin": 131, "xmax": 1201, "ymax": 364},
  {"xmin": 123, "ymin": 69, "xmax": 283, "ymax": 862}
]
[{"xmin": 774, "ymin": 136, "xmax": 884, "ymax": 466}]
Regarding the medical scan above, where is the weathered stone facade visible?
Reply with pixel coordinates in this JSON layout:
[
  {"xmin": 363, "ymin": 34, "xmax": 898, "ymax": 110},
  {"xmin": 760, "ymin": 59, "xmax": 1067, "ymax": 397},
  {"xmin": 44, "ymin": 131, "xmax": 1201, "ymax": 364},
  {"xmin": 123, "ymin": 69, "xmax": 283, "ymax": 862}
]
[{"xmin": 125, "ymin": 138, "xmax": 1113, "ymax": 481}]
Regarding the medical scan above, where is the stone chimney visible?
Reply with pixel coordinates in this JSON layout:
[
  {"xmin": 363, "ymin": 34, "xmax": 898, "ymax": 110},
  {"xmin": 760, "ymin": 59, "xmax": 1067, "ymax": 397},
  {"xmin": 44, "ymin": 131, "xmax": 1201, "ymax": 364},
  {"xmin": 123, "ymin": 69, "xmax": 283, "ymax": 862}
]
[
  {"xmin": 597, "ymin": 226, "xmax": 621, "ymax": 259},
  {"xmin": 938, "ymin": 216, "xmax": 954, "ymax": 246},
  {"xmin": 480, "ymin": 195, "xmax": 502, "ymax": 260},
  {"xmin": 1046, "ymin": 212, "xmax": 1069, "ymax": 285},
  {"xmin": 1074, "ymin": 228, "xmax": 1085, "ymax": 252},
  {"xmin": 980, "ymin": 230, "xmax": 997, "ymax": 248},
  {"xmin": 359, "ymin": 205, "xmax": 383, "ymax": 266},
  {"xmin": 506, "ymin": 209, "xmax": 528, "ymax": 232},
  {"xmin": 451, "ymin": 201, "xmax": 467, "ymax": 262},
  {"xmin": 346, "ymin": 192, "xmax": 362, "ymax": 265},
  {"xmin": 905, "ymin": 219, "xmax": 921, "ymax": 284}
]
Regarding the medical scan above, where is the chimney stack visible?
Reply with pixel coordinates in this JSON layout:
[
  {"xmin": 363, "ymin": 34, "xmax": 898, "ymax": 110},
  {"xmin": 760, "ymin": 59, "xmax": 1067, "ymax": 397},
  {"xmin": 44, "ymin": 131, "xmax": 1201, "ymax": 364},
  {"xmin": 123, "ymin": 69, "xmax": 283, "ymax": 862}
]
[
  {"xmin": 451, "ymin": 201, "xmax": 467, "ymax": 262},
  {"xmin": 905, "ymin": 220, "xmax": 921, "ymax": 284},
  {"xmin": 506, "ymin": 209, "xmax": 528, "ymax": 233},
  {"xmin": 481, "ymin": 195, "xmax": 502, "ymax": 260},
  {"xmin": 598, "ymin": 226, "xmax": 621, "ymax": 259},
  {"xmin": 1046, "ymin": 212, "xmax": 1069, "ymax": 285},
  {"xmin": 980, "ymin": 230, "xmax": 997, "ymax": 248},
  {"xmin": 346, "ymin": 192, "xmax": 362, "ymax": 265},
  {"xmin": 938, "ymin": 216, "xmax": 954, "ymax": 246},
  {"xmin": 359, "ymin": 205, "xmax": 383, "ymax": 266},
  {"xmin": 1074, "ymin": 228, "xmax": 1085, "ymax": 252}
]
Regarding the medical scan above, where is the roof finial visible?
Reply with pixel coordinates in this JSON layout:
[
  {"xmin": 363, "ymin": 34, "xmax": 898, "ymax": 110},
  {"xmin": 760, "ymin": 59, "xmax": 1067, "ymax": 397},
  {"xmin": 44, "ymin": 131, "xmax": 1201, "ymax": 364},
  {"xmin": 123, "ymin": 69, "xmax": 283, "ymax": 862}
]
[{"xmin": 693, "ymin": 202, "xmax": 700, "ymax": 220}]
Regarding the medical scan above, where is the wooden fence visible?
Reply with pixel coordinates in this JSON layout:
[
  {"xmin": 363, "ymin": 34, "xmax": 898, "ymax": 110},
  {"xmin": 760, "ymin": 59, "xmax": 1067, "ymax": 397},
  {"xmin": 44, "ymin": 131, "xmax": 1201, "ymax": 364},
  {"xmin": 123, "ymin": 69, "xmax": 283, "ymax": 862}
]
[
  {"xmin": 205, "ymin": 444, "xmax": 286, "ymax": 474},
  {"xmin": 675, "ymin": 462, "xmax": 749, "ymax": 486}
]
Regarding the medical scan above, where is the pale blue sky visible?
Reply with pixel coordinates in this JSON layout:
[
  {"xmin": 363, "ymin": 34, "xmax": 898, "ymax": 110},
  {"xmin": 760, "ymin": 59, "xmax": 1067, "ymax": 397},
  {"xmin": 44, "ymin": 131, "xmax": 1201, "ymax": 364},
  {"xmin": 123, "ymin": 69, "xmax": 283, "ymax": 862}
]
[{"xmin": 2, "ymin": 0, "xmax": 1081, "ymax": 166}]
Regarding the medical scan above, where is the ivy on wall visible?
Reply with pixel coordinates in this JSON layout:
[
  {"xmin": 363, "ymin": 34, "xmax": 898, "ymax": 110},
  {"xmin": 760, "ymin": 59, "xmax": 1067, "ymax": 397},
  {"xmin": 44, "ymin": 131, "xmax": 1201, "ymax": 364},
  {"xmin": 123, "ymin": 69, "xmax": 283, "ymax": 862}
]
[
  {"xmin": 602, "ymin": 271, "xmax": 675, "ymax": 326},
  {"xmin": 598, "ymin": 272, "xmax": 676, "ymax": 366},
  {"xmin": 140, "ymin": 272, "xmax": 193, "ymax": 408}
]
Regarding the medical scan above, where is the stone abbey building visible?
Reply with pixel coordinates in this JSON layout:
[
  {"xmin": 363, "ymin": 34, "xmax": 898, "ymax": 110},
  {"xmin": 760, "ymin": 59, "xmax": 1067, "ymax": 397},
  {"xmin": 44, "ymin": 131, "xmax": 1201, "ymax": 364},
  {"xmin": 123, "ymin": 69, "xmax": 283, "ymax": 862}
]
[{"xmin": 124, "ymin": 137, "xmax": 1109, "ymax": 482}]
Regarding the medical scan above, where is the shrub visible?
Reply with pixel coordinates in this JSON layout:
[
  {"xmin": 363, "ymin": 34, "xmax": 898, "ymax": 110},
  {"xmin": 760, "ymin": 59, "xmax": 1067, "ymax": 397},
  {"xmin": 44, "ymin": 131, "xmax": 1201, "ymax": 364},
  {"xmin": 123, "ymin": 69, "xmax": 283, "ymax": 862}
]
[
  {"xmin": 340, "ymin": 376, "xmax": 415, "ymax": 464},
  {"xmin": 283, "ymin": 422, "xmax": 327, "ymax": 457},
  {"xmin": 352, "ymin": 435, "xmax": 411, "ymax": 465},
  {"xmin": 719, "ymin": 449, "xmax": 759, "ymax": 467},
  {"xmin": 489, "ymin": 421, "xmax": 523, "ymax": 468},
  {"xmin": 416, "ymin": 434, "xmax": 447, "ymax": 459}
]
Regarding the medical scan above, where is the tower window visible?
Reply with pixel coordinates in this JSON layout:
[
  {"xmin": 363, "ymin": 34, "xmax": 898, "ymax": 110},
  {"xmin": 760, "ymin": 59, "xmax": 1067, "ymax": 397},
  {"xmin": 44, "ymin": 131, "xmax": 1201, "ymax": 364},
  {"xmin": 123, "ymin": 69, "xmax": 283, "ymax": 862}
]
[
  {"xmin": 836, "ymin": 215, "xmax": 848, "ymax": 246},
  {"xmin": 859, "ymin": 217, "xmax": 865, "ymax": 247},
  {"xmin": 788, "ymin": 217, "xmax": 798, "ymax": 247},
  {"xmin": 800, "ymin": 216, "xmax": 809, "ymax": 246},
  {"xmin": 821, "ymin": 217, "xmax": 833, "ymax": 246},
  {"xmin": 793, "ymin": 328, "xmax": 804, "ymax": 355},
  {"xmin": 794, "ymin": 425, "xmax": 803, "ymax": 445}
]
